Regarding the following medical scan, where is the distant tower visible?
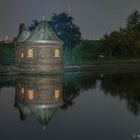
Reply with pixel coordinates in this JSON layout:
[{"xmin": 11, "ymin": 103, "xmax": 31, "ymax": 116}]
[{"xmin": 66, "ymin": 3, "xmax": 72, "ymax": 16}]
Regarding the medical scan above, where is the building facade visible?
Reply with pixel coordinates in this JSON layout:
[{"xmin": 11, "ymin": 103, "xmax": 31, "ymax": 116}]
[{"xmin": 16, "ymin": 20, "xmax": 64, "ymax": 74}]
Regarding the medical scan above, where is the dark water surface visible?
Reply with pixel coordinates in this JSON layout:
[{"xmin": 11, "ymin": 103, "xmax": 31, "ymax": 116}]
[{"xmin": 0, "ymin": 71, "xmax": 140, "ymax": 140}]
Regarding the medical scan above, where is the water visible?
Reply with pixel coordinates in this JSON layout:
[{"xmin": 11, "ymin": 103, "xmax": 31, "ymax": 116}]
[{"xmin": 0, "ymin": 71, "xmax": 140, "ymax": 140}]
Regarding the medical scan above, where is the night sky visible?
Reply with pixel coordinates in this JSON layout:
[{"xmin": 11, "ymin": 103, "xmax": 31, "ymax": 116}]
[{"xmin": 0, "ymin": 0, "xmax": 140, "ymax": 40}]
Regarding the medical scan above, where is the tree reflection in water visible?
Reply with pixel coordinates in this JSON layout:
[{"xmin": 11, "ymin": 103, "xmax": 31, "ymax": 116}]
[
  {"xmin": 62, "ymin": 72, "xmax": 97, "ymax": 109},
  {"xmin": 63, "ymin": 72, "xmax": 140, "ymax": 116},
  {"xmin": 100, "ymin": 73, "xmax": 140, "ymax": 116},
  {"xmin": 0, "ymin": 71, "xmax": 140, "ymax": 125}
]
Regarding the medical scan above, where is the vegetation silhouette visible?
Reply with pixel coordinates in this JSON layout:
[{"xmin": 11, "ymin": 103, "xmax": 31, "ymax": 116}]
[
  {"xmin": 48, "ymin": 12, "xmax": 81, "ymax": 50},
  {"xmin": 100, "ymin": 10, "xmax": 140, "ymax": 58},
  {"xmin": 100, "ymin": 72, "xmax": 140, "ymax": 116}
]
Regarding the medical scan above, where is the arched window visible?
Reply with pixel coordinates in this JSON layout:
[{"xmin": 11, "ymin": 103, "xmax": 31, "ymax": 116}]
[
  {"xmin": 54, "ymin": 90, "xmax": 60, "ymax": 99},
  {"xmin": 54, "ymin": 49, "xmax": 60, "ymax": 57},
  {"xmin": 28, "ymin": 90, "xmax": 34, "ymax": 100},
  {"xmin": 28, "ymin": 49, "xmax": 33, "ymax": 58}
]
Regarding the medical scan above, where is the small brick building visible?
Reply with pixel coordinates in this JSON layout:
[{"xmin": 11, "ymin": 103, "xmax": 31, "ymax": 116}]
[{"xmin": 16, "ymin": 20, "xmax": 64, "ymax": 74}]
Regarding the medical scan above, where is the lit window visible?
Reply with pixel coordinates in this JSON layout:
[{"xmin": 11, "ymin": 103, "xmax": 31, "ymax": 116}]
[
  {"xmin": 28, "ymin": 49, "xmax": 33, "ymax": 57},
  {"xmin": 54, "ymin": 90, "xmax": 60, "ymax": 99},
  {"xmin": 21, "ymin": 87, "xmax": 24, "ymax": 94},
  {"xmin": 28, "ymin": 90, "xmax": 34, "ymax": 100},
  {"xmin": 54, "ymin": 49, "xmax": 60, "ymax": 57},
  {"xmin": 21, "ymin": 52, "xmax": 24, "ymax": 58}
]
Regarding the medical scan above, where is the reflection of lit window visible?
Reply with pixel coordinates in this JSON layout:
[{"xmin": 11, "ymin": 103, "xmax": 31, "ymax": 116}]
[
  {"xmin": 54, "ymin": 49, "xmax": 60, "ymax": 57},
  {"xmin": 21, "ymin": 52, "xmax": 24, "ymax": 58},
  {"xmin": 21, "ymin": 87, "xmax": 24, "ymax": 94},
  {"xmin": 28, "ymin": 90, "xmax": 34, "ymax": 100},
  {"xmin": 54, "ymin": 90, "xmax": 60, "ymax": 99},
  {"xmin": 20, "ymin": 87, "xmax": 24, "ymax": 96},
  {"xmin": 28, "ymin": 49, "xmax": 33, "ymax": 57}
]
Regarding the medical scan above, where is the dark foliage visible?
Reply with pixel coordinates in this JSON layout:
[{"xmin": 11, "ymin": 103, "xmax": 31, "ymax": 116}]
[
  {"xmin": 28, "ymin": 20, "xmax": 40, "ymax": 31},
  {"xmin": 48, "ymin": 12, "xmax": 81, "ymax": 50},
  {"xmin": 17, "ymin": 23, "xmax": 26, "ymax": 38},
  {"xmin": 101, "ymin": 10, "xmax": 140, "ymax": 59}
]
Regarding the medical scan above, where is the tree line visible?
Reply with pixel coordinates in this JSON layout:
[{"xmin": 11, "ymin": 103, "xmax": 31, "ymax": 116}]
[
  {"xmin": 100, "ymin": 10, "xmax": 140, "ymax": 59},
  {"xmin": 1, "ymin": 10, "xmax": 140, "ymax": 66},
  {"xmin": 14, "ymin": 10, "xmax": 140, "ymax": 59}
]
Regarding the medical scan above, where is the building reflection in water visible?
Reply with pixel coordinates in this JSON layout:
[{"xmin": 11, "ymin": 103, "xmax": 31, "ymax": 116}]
[{"xmin": 15, "ymin": 74, "xmax": 63, "ymax": 128}]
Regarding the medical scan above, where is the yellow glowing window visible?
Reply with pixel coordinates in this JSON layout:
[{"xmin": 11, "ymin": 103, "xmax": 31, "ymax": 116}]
[
  {"xmin": 21, "ymin": 87, "xmax": 24, "ymax": 94},
  {"xmin": 54, "ymin": 49, "xmax": 60, "ymax": 57},
  {"xmin": 28, "ymin": 90, "xmax": 34, "ymax": 100},
  {"xmin": 21, "ymin": 52, "xmax": 24, "ymax": 58},
  {"xmin": 28, "ymin": 49, "xmax": 33, "ymax": 57},
  {"xmin": 54, "ymin": 90, "xmax": 60, "ymax": 99}
]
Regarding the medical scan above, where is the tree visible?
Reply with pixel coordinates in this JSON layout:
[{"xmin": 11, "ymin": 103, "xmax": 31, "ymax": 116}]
[
  {"xmin": 48, "ymin": 12, "xmax": 81, "ymax": 50},
  {"xmin": 101, "ymin": 10, "xmax": 140, "ymax": 58},
  {"xmin": 17, "ymin": 23, "xmax": 26, "ymax": 38},
  {"xmin": 126, "ymin": 10, "xmax": 140, "ymax": 30},
  {"xmin": 28, "ymin": 20, "xmax": 39, "ymax": 31},
  {"xmin": 101, "ymin": 31, "xmax": 124, "ymax": 57}
]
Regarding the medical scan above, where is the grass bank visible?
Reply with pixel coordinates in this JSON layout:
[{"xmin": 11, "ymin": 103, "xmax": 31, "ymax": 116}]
[{"xmin": 1, "ymin": 40, "xmax": 140, "ymax": 67}]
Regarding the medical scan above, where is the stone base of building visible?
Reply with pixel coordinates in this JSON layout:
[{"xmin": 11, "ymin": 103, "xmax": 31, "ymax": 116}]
[{"xmin": 15, "ymin": 67, "xmax": 64, "ymax": 75}]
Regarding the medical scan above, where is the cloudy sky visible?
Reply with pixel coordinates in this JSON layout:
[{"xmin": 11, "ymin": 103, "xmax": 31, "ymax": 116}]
[{"xmin": 0, "ymin": 0, "xmax": 140, "ymax": 40}]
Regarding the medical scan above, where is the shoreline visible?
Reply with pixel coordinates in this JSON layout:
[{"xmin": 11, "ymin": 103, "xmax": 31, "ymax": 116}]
[
  {"xmin": 1, "ymin": 62, "xmax": 140, "ymax": 75},
  {"xmin": 64, "ymin": 63, "xmax": 140, "ymax": 72}
]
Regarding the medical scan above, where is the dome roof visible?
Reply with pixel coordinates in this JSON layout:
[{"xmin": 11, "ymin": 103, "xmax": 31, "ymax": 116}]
[
  {"xmin": 29, "ymin": 105, "xmax": 58, "ymax": 125},
  {"xmin": 25, "ymin": 20, "xmax": 63, "ymax": 45},
  {"xmin": 17, "ymin": 101, "xmax": 63, "ymax": 125}
]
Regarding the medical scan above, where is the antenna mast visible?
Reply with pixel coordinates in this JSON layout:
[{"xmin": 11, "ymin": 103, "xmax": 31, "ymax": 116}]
[{"xmin": 66, "ymin": 3, "xmax": 72, "ymax": 16}]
